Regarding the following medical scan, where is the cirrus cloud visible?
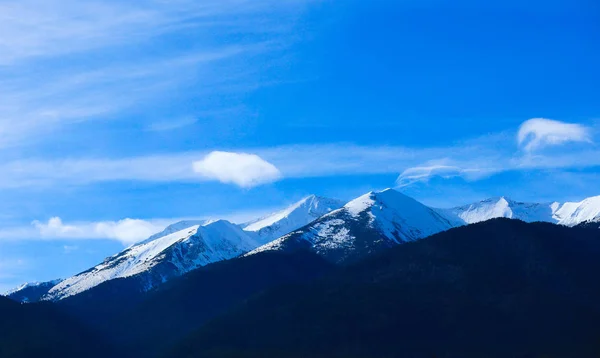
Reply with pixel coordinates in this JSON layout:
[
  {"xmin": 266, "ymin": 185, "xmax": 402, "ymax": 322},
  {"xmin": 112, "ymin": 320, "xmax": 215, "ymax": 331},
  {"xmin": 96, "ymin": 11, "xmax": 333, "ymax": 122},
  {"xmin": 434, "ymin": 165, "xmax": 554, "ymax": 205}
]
[
  {"xmin": 396, "ymin": 163, "xmax": 497, "ymax": 188},
  {"xmin": 193, "ymin": 151, "xmax": 282, "ymax": 188},
  {"xmin": 517, "ymin": 118, "xmax": 592, "ymax": 152}
]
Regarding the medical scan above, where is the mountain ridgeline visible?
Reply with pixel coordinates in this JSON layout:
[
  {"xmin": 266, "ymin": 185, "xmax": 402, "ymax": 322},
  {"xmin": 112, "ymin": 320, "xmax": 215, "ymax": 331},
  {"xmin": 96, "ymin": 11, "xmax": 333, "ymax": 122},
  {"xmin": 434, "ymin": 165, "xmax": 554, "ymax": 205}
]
[
  {"xmin": 248, "ymin": 189, "xmax": 462, "ymax": 263},
  {"xmin": 7, "ymin": 190, "xmax": 600, "ymax": 303},
  {"xmin": 40, "ymin": 195, "xmax": 344, "ymax": 301},
  {"xmin": 2, "ymin": 189, "xmax": 600, "ymax": 358}
]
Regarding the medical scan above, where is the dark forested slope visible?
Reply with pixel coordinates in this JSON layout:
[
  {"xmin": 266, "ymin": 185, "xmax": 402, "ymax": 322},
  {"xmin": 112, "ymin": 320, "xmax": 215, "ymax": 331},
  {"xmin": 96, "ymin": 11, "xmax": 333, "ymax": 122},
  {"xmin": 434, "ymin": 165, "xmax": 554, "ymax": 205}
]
[
  {"xmin": 58, "ymin": 251, "xmax": 334, "ymax": 357},
  {"xmin": 0, "ymin": 296, "xmax": 113, "ymax": 357},
  {"xmin": 167, "ymin": 219, "xmax": 600, "ymax": 358}
]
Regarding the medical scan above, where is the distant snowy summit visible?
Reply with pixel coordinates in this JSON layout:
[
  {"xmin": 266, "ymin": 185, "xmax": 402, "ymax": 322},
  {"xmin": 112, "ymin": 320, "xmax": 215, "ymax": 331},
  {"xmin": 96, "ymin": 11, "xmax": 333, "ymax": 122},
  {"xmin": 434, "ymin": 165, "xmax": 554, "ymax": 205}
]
[
  {"xmin": 242, "ymin": 195, "xmax": 345, "ymax": 242},
  {"xmin": 5, "ymin": 279, "xmax": 63, "ymax": 303},
  {"xmin": 449, "ymin": 195, "xmax": 600, "ymax": 226},
  {"xmin": 248, "ymin": 190, "xmax": 600, "ymax": 263}
]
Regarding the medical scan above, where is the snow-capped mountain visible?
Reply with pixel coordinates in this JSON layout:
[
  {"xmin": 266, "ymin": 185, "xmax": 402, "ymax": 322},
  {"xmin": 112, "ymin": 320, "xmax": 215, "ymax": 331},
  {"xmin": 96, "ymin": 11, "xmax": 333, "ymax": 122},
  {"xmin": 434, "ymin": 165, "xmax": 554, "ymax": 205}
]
[
  {"xmin": 4, "ymin": 279, "xmax": 63, "ymax": 303},
  {"xmin": 41, "ymin": 195, "xmax": 341, "ymax": 301},
  {"xmin": 45, "ymin": 220, "xmax": 261, "ymax": 301},
  {"xmin": 447, "ymin": 197, "xmax": 555, "ymax": 224},
  {"xmin": 553, "ymin": 195, "xmax": 600, "ymax": 226},
  {"xmin": 16, "ymin": 191, "xmax": 600, "ymax": 302},
  {"xmin": 249, "ymin": 188, "xmax": 461, "ymax": 263},
  {"xmin": 450, "ymin": 195, "xmax": 600, "ymax": 226},
  {"xmin": 138, "ymin": 220, "xmax": 209, "ymax": 245},
  {"xmin": 241, "ymin": 195, "xmax": 344, "ymax": 242}
]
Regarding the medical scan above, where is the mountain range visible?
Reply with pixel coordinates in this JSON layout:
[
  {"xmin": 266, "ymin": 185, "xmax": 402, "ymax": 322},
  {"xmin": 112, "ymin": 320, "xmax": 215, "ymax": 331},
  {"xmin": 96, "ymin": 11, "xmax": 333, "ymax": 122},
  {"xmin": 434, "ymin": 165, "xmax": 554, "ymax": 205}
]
[
  {"xmin": 5, "ymin": 190, "xmax": 600, "ymax": 303},
  {"xmin": 2, "ymin": 188, "xmax": 600, "ymax": 358},
  {"xmin": 167, "ymin": 219, "xmax": 600, "ymax": 358}
]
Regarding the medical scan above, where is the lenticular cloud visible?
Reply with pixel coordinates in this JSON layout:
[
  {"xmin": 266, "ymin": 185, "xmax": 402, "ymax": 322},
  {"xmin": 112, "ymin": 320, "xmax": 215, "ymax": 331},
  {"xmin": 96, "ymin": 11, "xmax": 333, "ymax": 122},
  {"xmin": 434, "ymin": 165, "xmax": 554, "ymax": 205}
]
[{"xmin": 517, "ymin": 118, "xmax": 591, "ymax": 152}]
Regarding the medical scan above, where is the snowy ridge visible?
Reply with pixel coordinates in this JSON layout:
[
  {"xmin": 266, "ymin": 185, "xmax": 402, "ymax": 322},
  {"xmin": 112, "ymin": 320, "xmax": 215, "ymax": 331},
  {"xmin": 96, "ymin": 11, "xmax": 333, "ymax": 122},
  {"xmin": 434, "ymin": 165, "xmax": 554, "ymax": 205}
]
[
  {"xmin": 42, "ymin": 194, "xmax": 343, "ymax": 301},
  {"xmin": 138, "ymin": 220, "xmax": 209, "ymax": 245},
  {"xmin": 249, "ymin": 189, "xmax": 460, "ymax": 262},
  {"xmin": 242, "ymin": 195, "xmax": 344, "ymax": 242},
  {"xmin": 4, "ymin": 279, "xmax": 63, "ymax": 296},
  {"xmin": 450, "ymin": 195, "xmax": 600, "ymax": 226},
  {"xmin": 250, "ymin": 190, "xmax": 600, "ymax": 263},
  {"xmin": 45, "ymin": 221, "xmax": 267, "ymax": 300},
  {"xmin": 20, "ymin": 191, "xmax": 600, "ymax": 301},
  {"xmin": 448, "ymin": 197, "xmax": 555, "ymax": 224},
  {"xmin": 553, "ymin": 195, "xmax": 600, "ymax": 226},
  {"xmin": 4, "ymin": 279, "xmax": 64, "ymax": 303},
  {"xmin": 45, "ymin": 225, "xmax": 203, "ymax": 300}
]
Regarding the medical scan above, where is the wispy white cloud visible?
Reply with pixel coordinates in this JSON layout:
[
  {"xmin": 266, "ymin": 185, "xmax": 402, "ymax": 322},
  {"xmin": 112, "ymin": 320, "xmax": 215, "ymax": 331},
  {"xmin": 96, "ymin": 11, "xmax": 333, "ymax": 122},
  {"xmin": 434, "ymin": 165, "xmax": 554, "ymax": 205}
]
[
  {"xmin": 517, "ymin": 118, "xmax": 592, "ymax": 152},
  {"xmin": 0, "ymin": 0, "xmax": 314, "ymax": 148},
  {"xmin": 0, "ymin": 0, "xmax": 312, "ymax": 65},
  {"xmin": 0, "ymin": 44, "xmax": 266, "ymax": 149},
  {"xmin": 0, "ymin": 137, "xmax": 599, "ymax": 190},
  {"xmin": 397, "ymin": 119, "xmax": 598, "ymax": 187},
  {"xmin": 396, "ymin": 164, "xmax": 497, "ymax": 188},
  {"xmin": 193, "ymin": 151, "xmax": 282, "ymax": 188}
]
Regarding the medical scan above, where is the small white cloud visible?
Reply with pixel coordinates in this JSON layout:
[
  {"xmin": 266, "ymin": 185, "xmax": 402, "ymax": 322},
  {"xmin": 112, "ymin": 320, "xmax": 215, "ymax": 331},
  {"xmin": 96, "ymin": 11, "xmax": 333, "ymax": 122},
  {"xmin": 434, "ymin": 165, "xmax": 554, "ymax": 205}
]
[
  {"xmin": 32, "ymin": 217, "xmax": 167, "ymax": 245},
  {"xmin": 93, "ymin": 219, "xmax": 162, "ymax": 244},
  {"xmin": 35, "ymin": 217, "xmax": 81, "ymax": 236},
  {"xmin": 193, "ymin": 151, "xmax": 282, "ymax": 188},
  {"xmin": 517, "ymin": 118, "xmax": 592, "ymax": 152}
]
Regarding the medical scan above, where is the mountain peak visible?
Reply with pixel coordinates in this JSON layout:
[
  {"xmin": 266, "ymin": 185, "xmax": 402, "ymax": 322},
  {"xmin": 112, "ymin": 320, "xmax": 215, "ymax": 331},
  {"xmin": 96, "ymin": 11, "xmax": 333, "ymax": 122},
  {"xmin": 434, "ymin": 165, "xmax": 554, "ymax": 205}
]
[
  {"xmin": 139, "ymin": 220, "xmax": 208, "ymax": 246},
  {"xmin": 242, "ymin": 195, "xmax": 344, "ymax": 240},
  {"xmin": 451, "ymin": 196, "xmax": 557, "ymax": 225},
  {"xmin": 553, "ymin": 195, "xmax": 600, "ymax": 226},
  {"xmin": 4, "ymin": 279, "xmax": 64, "ymax": 303},
  {"xmin": 249, "ymin": 189, "xmax": 460, "ymax": 263},
  {"xmin": 342, "ymin": 188, "xmax": 414, "ymax": 217}
]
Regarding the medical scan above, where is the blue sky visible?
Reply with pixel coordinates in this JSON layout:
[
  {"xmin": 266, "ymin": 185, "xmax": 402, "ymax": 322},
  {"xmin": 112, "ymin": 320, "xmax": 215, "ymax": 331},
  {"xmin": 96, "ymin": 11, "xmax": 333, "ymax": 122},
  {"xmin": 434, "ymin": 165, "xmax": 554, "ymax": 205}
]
[{"xmin": 1, "ymin": 0, "xmax": 599, "ymax": 291}]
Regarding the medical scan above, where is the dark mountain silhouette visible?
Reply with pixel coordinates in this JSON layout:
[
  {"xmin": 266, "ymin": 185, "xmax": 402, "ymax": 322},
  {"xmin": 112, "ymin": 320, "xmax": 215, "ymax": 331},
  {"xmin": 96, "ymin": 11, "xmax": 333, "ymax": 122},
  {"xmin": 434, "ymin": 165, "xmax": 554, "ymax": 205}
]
[
  {"xmin": 0, "ymin": 295, "xmax": 113, "ymax": 357},
  {"xmin": 57, "ymin": 251, "xmax": 334, "ymax": 357},
  {"xmin": 165, "ymin": 219, "xmax": 600, "ymax": 358}
]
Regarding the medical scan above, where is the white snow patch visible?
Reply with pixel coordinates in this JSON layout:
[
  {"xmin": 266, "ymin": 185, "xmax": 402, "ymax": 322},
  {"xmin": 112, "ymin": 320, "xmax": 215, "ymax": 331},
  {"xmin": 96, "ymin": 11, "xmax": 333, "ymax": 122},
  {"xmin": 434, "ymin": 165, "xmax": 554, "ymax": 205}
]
[
  {"xmin": 45, "ymin": 225, "xmax": 202, "ymax": 300},
  {"xmin": 553, "ymin": 195, "xmax": 600, "ymax": 226},
  {"xmin": 4, "ymin": 279, "xmax": 63, "ymax": 296},
  {"xmin": 451, "ymin": 195, "xmax": 600, "ymax": 227},
  {"xmin": 344, "ymin": 192, "xmax": 376, "ymax": 217},
  {"xmin": 242, "ymin": 195, "xmax": 343, "ymax": 242}
]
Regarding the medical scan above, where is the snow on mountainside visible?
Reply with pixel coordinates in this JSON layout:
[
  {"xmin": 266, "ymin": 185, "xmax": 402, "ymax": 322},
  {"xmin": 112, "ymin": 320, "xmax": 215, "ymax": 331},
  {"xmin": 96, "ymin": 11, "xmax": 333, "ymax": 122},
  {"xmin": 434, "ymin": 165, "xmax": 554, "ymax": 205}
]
[
  {"xmin": 450, "ymin": 195, "xmax": 600, "ymax": 226},
  {"xmin": 4, "ymin": 279, "xmax": 63, "ymax": 303},
  {"xmin": 448, "ymin": 197, "xmax": 555, "ymax": 224},
  {"xmin": 553, "ymin": 195, "xmax": 600, "ymax": 226},
  {"xmin": 242, "ymin": 195, "xmax": 344, "ymax": 242},
  {"xmin": 45, "ymin": 221, "xmax": 259, "ymax": 301},
  {"xmin": 138, "ymin": 220, "xmax": 209, "ymax": 245},
  {"xmin": 18, "ymin": 192, "xmax": 600, "ymax": 302},
  {"xmin": 42, "ymin": 195, "xmax": 342, "ymax": 301},
  {"xmin": 249, "ymin": 188, "xmax": 460, "ymax": 263}
]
